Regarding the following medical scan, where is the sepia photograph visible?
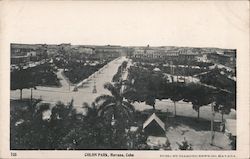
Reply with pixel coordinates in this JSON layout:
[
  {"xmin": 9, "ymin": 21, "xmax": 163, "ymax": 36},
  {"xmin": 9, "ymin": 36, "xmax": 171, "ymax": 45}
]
[
  {"xmin": 10, "ymin": 43, "xmax": 236, "ymax": 151},
  {"xmin": 0, "ymin": 1, "xmax": 249, "ymax": 159}
]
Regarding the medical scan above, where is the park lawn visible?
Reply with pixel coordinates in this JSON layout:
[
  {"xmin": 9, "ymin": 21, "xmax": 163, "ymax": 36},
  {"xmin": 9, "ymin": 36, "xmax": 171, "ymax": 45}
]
[
  {"xmin": 132, "ymin": 99, "xmax": 236, "ymax": 121},
  {"xmin": 166, "ymin": 124, "xmax": 231, "ymax": 150},
  {"xmin": 163, "ymin": 115, "xmax": 231, "ymax": 150},
  {"xmin": 133, "ymin": 109, "xmax": 232, "ymax": 150},
  {"xmin": 64, "ymin": 63, "xmax": 107, "ymax": 84}
]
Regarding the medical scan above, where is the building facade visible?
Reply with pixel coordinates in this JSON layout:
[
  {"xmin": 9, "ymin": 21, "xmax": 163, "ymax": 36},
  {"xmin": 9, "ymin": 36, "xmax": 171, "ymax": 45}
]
[{"xmin": 207, "ymin": 50, "xmax": 236, "ymax": 68}]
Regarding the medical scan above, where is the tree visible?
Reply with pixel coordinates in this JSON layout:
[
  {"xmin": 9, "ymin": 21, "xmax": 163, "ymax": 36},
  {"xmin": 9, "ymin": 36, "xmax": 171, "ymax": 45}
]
[
  {"xmin": 11, "ymin": 68, "xmax": 36, "ymax": 100},
  {"xmin": 10, "ymin": 99, "xmax": 52, "ymax": 149},
  {"xmin": 59, "ymin": 102, "xmax": 113, "ymax": 150},
  {"xmin": 49, "ymin": 99, "xmax": 78, "ymax": 149},
  {"xmin": 214, "ymin": 91, "xmax": 236, "ymax": 121},
  {"xmin": 11, "ymin": 63, "xmax": 60, "ymax": 100},
  {"xmin": 167, "ymin": 83, "xmax": 185, "ymax": 117},
  {"xmin": 146, "ymin": 73, "xmax": 164, "ymax": 110},
  {"xmin": 199, "ymin": 68, "xmax": 236, "ymax": 93},
  {"xmin": 112, "ymin": 61, "xmax": 128, "ymax": 82},
  {"xmin": 94, "ymin": 82, "xmax": 135, "ymax": 125},
  {"xmin": 185, "ymin": 84, "xmax": 213, "ymax": 119},
  {"xmin": 124, "ymin": 66, "xmax": 165, "ymax": 111},
  {"xmin": 93, "ymin": 82, "xmax": 135, "ymax": 149},
  {"xmin": 62, "ymin": 99, "xmax": 132, "ymax": 150}
]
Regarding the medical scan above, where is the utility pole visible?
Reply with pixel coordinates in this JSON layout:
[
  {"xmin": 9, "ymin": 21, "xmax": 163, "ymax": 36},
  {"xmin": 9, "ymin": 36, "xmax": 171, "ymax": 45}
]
[
  {"xmin": 210, "ymin": 102, "xmax": 215, "ymax": 145},
  {"xmin": 120, "ymin": 64, "xmax": 124, "ymax": 97},
  {"xmin": 170, "ymin": 61, "xmax": 174, "ymax": 82},
  {"xmin": 30, "ymin": 88, "xmax": 33, "ymax": 101}
]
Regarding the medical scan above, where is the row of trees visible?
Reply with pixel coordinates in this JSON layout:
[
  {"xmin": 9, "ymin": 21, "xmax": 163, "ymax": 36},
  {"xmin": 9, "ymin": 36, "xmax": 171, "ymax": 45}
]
[
  {"xmin": 11, "ymin": 62, "xmax": 60, "ymax": 100},
  {"xmin": 135, "ymin": 62, "xmax": 210, "ymax": 76},
  {"xmin": 198, "ymin": 68, "xmax": 236, "ymax": 93},
  {"xmin": 112, "ymin": 61, "xmax": 128, "ymax": 82},
  {"xmin": 124, "ymin": 66, "xmax": 236, "ymax": 120},
  {"xmin": 132, "ymin": 58, "xmax": 213, "ymax": 68}
]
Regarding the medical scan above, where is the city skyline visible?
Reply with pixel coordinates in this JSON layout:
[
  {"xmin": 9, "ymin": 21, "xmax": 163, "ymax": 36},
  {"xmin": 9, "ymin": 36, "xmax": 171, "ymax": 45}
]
[{"xmin": 9, "ymin": 43, "xmax": 238, "ymax": 51}]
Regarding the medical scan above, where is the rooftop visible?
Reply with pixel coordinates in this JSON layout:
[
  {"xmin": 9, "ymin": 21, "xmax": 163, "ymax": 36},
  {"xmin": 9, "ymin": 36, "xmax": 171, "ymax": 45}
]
[{"xmin": 143, "ymin": 113, "xmax": 165, "ymax": 131}]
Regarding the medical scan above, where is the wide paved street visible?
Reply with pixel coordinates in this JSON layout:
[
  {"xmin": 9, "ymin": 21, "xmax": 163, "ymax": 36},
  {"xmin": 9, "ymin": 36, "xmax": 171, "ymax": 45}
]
[{"xmin": 10, "ymin": 57, "xmax": 127, "ymax": 110}]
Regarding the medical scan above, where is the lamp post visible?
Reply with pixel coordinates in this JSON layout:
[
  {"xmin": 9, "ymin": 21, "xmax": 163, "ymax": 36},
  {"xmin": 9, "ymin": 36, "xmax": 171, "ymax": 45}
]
[
  {"xmin": 31, "ymin": 87, "xmax": 33, "ymax": 101},
  {"xmin": 92, "ymin": 81, "xmax": 97, "ymax": 93},
  {"xmin": 30, "ymin": 87, "xmax": 37, "ymax": 101},
  {"xmin": 29, "ymin": 74, "xmax": 36, "ymax": 101},
  {"xmin": 170, "ymin": 61, "xmax": 174, "ymax": 82}
]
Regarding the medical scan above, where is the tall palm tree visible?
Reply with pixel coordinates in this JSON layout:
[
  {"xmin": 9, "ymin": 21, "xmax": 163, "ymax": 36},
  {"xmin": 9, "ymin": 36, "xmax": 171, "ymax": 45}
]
[
  {"xmin": 94, "ymin": 82, "xmax": 135, "ymax": 125},
  {"xmin": 82, "ymin": 102, "xmax": 98, "ymax": 120}
]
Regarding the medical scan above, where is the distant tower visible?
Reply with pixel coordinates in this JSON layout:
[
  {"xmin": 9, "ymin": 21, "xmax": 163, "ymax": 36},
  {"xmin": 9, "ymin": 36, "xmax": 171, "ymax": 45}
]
[{"xmin": 92, "ymin": 81, "xmax": 97, "ymax": 93}]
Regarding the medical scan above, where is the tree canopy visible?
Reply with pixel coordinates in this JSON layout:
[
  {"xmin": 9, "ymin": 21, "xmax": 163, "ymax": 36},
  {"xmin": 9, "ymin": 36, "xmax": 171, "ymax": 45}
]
[{"xmin": 123, "ymin": 66, "xmax": 235, "ymax": 119}]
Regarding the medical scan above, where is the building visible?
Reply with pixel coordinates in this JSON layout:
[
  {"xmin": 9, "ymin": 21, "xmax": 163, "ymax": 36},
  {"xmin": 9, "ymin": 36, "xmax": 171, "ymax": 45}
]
[
  {"xmin": 143, "ymin": 113, "xmax": 166, "ymax": 136},
  {"xmin": 69, "ymin": 46, "xmax": 94, "ymax": 60},
  {"xmin": 163, "ymin": 50, "xmax": 180, "ymax": 62},
  {"xmin": 92, "ymin": 45, "xmax": 125, "ymax": 60},
  {"xmin": 133, "ymin": 47, "xmax": 178, "ymax": 61},
  {"xmin": 179, "ymin": 49, "xmax": 199, "ymax": 61},
  {"xmin": 133, "ymin": 48, "xmax": 145, "ymax": 58},
  {"xmin": 224, "ymin": 49, "xmax": 236, "ymax": 66},
  {"xmin": 11, "ymin": 43, "xmax": 49, "ymax": 64},
  {"xmin": 58, "ymin": 43, "xmax": 71, "ymax": 54},
  {"xmin": 143, "ymin": 113, "xmax": 170, "ymax": 149},
  {"xmin": 224, "ymin": 118, "xmax": 236, "ymax": 149},
  {"xmin": 207, "ymin": 50, "xmax": 236, "ymax": 68},
  {"xmin": 11, "ymin": 43, "xmax": 38, "ymax": 56},
  {"xmin": 132, "ymin": 46, "xmax": 200, "ymax": 63},
  {"xmin": 225, "ymin": 119, "xmax": 236, "ymax": 138},
  {"xmin": 78, "ymin": 47, "xmax": 94, "ymax": 55},
  {"xmin": 46, "ymin": 45, "xmax": 60, "ymax": 56},
  {"xmin": 11, "ymin": 55, "xmax": 30, "ymax": 65}
]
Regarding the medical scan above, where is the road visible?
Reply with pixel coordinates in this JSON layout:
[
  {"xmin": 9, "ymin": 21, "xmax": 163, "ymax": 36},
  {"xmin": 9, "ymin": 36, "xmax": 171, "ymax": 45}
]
[
  {"xmin": 10, "ymin": 56, "xmax": 236, "ymax": 120},
  {"xmin": 10, "ymin": 57, "xmax": 127, "ymax": 111}
]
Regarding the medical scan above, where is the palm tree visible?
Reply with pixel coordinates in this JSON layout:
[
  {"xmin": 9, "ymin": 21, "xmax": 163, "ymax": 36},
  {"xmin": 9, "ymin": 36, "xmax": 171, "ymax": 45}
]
[
  {"xmin": 82, "ymin": 92, "xmax": 134, "ymax": 149},
  {"xmin": 82, "ymin": 102, "xmax": 98, "ymax": 120},
  {"xmin": 94, "ymin": 82, "xmax": 135, "ymax": 125}
]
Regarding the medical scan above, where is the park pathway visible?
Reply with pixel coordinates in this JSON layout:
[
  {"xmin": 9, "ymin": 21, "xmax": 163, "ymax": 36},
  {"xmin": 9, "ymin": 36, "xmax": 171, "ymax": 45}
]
[{"xmin": 10, "ymin": 57, "xmax": 127, "ymax": 109}]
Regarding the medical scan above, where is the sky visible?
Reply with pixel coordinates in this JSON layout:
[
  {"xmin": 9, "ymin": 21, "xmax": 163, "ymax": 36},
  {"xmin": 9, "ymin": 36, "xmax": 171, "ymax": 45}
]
[{"xmin": 1, "ymin": 1, "xmax": 249, "ymax": 49}]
